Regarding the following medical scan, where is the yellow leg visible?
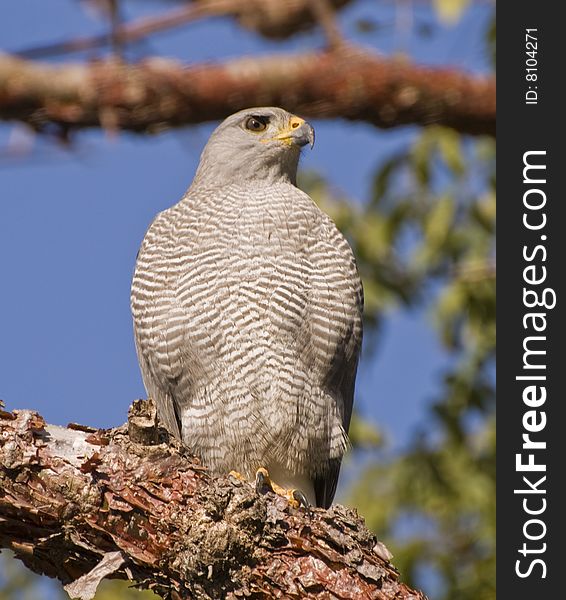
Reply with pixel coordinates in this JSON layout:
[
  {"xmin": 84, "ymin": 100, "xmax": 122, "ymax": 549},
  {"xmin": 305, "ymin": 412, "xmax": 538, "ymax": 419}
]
[{"xmin": 228, "ymin": 470, "xmax": 247, "ymax": 482}]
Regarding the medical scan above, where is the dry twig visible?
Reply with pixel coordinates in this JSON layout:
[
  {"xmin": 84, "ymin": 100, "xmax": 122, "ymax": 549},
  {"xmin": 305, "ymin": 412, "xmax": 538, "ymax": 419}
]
[{"xmin": 15, "ymin": 0, "xmax": 354, "ymax": 59}]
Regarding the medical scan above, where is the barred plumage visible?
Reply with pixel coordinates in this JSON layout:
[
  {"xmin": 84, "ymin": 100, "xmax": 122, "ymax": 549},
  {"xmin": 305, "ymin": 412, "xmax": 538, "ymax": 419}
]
[{"xmin": 131, "ymin": 108, "xmax": 363, "ymax": 508}]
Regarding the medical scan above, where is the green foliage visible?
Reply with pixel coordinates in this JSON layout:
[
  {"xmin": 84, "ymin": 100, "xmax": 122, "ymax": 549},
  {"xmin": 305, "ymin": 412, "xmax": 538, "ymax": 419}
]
[
  {"xmin": 348, "ymin": 413, "xmax": 384, "ymax": 450},
  {"xmin": 433, "ymin": 0, "xmax": 472, "ymax": 24}
]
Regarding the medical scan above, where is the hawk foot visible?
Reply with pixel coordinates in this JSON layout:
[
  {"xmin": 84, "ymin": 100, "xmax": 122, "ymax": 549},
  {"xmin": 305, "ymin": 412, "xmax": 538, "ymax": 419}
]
[{"xmin": 255, "ymin": 467, "xmax": 310, "ymax": 509}]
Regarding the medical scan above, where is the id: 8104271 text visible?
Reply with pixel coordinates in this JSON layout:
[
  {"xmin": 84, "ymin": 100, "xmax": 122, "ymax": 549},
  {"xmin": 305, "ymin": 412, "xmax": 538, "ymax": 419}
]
[{"xmin": 525, "ymin": 29, "xmax": 538, "ymax": 105}]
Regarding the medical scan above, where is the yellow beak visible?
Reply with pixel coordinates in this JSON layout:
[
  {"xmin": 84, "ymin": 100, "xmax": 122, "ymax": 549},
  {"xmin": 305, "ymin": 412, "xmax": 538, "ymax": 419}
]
[{"xmin": 273, "ymin": 116, "xmax": 315, "ymax": 148}]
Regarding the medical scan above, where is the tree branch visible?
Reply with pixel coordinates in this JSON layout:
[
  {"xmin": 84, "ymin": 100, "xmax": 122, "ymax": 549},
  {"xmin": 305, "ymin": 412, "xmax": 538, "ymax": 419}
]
[
  {"xmin": 15, "ymin": 0, "xmax": 354, "ymax": 59},
  {"xmin": 0, "ymin": 401, "xmax": 425, "ymax": 600},
  {"xmin": 15, "ymin": 0, "xmax": 239, "ymax": 59},
  {"xmin": 0, "ymin": 47, "xmax": 495, "ymax": 136}
]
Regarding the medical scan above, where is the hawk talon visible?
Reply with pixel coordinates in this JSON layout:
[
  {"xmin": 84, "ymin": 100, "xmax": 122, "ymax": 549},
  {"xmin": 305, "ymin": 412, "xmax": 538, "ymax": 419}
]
[
  {"xmin": 292, "ymin": 489, "xmax": 311, "ymax": 510},
  {"xmin": 255, "ymin": 467, "xmax": 273, "ymax": 496}
]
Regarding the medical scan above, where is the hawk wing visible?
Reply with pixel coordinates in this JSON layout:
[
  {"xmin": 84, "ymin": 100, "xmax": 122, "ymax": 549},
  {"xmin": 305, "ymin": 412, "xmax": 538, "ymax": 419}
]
[
  {"xmin": 311, "ymin": 222, "xmax": 364, "ymax": 509},
  {"xmin": 134, "ymin": 333, "xmax": 182, "ymax": 439}
]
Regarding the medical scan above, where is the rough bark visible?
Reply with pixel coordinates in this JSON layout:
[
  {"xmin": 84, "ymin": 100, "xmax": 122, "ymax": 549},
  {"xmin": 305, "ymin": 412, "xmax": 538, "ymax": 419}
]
[
  {"xmin": 0, "ymin": 401, "xmax": 425, "ymax": 600},
  {"xmin": 0, "ymin": 46, "xmax": 495, "ymax": 137}
]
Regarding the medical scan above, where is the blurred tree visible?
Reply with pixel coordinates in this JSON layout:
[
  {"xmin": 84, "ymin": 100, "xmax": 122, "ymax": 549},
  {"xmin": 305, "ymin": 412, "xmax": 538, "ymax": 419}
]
[{"xmin": 0, "ymin": 0, "xmax": 495, "ymax": 599}]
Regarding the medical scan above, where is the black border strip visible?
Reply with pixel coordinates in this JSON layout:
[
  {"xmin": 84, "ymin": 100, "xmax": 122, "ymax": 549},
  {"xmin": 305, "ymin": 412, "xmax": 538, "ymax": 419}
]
[{"xmin": 498, "ymin": 4, "xmax": 563, "ymax": 597}]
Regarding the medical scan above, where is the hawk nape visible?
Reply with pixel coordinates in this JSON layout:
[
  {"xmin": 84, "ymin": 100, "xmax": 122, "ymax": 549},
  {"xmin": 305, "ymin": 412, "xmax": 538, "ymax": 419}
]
[{"xmin": 131, "ymin": 107, "xmax": 363, "ymax": 508}]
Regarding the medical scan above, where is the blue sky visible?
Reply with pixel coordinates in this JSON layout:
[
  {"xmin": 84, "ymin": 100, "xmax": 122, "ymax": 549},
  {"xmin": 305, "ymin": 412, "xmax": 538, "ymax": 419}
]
[{"xmin": 0, "ymin": 0, "xmax": 492, "ymax": 500}]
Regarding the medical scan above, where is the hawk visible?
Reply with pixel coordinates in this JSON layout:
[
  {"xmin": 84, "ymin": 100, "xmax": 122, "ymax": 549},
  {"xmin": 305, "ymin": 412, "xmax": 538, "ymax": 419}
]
[{"xmin": 131, "ymin": 107, "xmax": 363, "ymax": 508}]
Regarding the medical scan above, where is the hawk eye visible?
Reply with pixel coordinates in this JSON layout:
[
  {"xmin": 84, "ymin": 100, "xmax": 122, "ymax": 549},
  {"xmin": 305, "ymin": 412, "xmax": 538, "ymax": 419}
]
[{"xmin": 245, "ymin": 116, "xmax": 268, "ymax": 132}]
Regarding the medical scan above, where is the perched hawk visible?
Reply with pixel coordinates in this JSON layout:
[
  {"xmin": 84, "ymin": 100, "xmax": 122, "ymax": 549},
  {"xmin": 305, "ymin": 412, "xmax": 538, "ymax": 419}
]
[{"xmin": 131, "ymin": 107, "xmax": 363, "ymax": 508}]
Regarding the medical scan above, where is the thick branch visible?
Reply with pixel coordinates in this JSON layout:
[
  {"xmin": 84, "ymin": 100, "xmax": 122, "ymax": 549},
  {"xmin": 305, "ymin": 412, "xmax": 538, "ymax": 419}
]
[
  {"xmin": 0, "ymin": 402, "xmax": 425, "ymax": 600},
  {"xmin": 0, "ymin": 47, "xmax": 495, "ymax": 136}
]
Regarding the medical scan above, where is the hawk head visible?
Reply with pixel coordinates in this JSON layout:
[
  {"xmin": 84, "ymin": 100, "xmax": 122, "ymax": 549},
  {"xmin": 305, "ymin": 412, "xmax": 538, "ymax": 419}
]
[{"xmin": 192, "ymin": 107, "xmax": 315, "ymax": 188}]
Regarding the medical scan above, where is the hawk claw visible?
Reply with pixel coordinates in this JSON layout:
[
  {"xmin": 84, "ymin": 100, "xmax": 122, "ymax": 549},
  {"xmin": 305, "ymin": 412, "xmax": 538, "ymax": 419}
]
[
  {"xmin": 254, "ymin": 467, "xmax": 273, "ymax": 496},
  {"xmin": 291, "ymin": 489, "xmax": 311, "ymax": 510}
]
